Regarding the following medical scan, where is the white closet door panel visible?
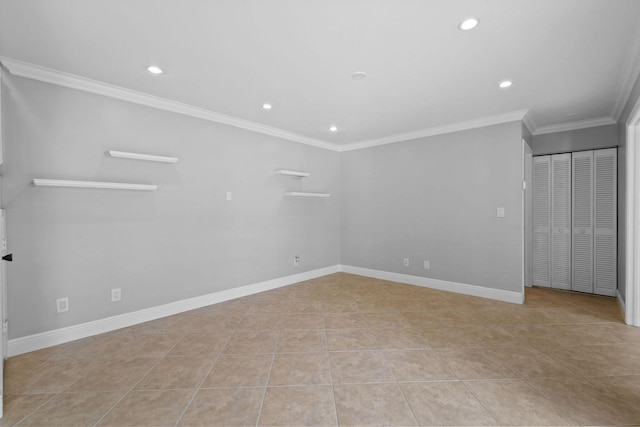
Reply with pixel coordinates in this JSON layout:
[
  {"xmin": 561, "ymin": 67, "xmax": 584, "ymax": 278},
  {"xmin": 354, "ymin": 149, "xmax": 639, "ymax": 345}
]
[
  {"xmin": 572, "ymin": 151, "xmax": 593, "ymax": 293},
  {"xmin": 533, "ymin": 156, "xmax": 551, "ymax": 287},
  {"xmin": 594, "ymin": 148, "xmax": 617, "ymax": 296},
  {"xmin": 551, "ymin": 154, "xmax": 571, "ymax": 290}
]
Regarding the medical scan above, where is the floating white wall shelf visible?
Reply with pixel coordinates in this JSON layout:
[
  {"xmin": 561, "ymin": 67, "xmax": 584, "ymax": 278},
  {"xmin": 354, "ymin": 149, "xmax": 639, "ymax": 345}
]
[
  {"xmin": 106, "ymin": 150, "xmax": 178, "ymax": 163},
  {"xmin": 32, "ymin": 179, "xmax": 157, "ymax": 191},
  {"xmin": 284, "ymin": 191, "xmax": 330, "ymax": 198},
  {"xmin": 273, "ymin": 169, "xmax": 310, "ymax": 177}
]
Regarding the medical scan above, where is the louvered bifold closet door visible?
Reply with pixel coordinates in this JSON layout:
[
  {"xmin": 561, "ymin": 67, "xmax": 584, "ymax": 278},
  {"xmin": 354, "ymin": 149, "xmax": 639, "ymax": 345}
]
[
  {"xmin": 593, "ymin": 148, "xmax": 617, "ymax": 296},
  {"xmin": 572, "ymin": 151, "xmax": 594, "ymax": 293},
  {"xmin": 551, "ymin": 154, "xmax": 571, "ymax": 290},
  {"xmin": 533, "ymin": 156, "xmax": 551, "ymax": 287}
]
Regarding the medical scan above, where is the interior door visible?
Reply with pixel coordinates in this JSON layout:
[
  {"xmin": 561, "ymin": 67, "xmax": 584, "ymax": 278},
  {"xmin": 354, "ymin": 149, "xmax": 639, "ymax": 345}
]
[
  {"xmin": 533, "ymin": 156, "xmax": 551, "ymax": 287},
  {"xmin": 594, "ymin": 148, "xmax": 617, "ymax": 296},
  {"xmin": 551, "ymin": 154, "xmax": 572, "ymax": 290},
  {"xmin": 524, "ymin": 141, "xmax": 533, "ymax": 287},
  {"xmin": 572, "ymin": 150, "xmax": 594, "ymax": 293}
]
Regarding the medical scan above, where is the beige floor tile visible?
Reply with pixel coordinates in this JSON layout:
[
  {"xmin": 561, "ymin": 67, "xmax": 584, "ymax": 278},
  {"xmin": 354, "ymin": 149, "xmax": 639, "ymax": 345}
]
[
  {"xmin": 115, "ymin": 333, "xmax": 184, "ymax": 357},
  {"xmin": 334, "ymin": 383, "xmax": 417, "ymax": 426},
  {"xmin": 136, "ymin": 355, "xmax": 214, "ymax": 389},
  {"xmin": 17, "ymin": 392, "xmax": 123, "ymax": 427},
  {"xmin": 280, "ymin": 314, "xmax": 325, "ymax": 329},
  {"xmin": 384, "ymin": 349, "xmax": 456, "ymax": 381},
  {"xmin": 401, "ymin": 381, "xmax": 497, "ymax": 426},
  {"xmin": 436, "ymin": 348, "xmax": 517, "ymax": 380},
  {"xmin": 259, "ymin": 385, "xmax": 337, "ymax": 426},
  {"xmin": 276, "ymin": 329, "xmax": 326, "ymax": 352},
  {"xmin": 190, "ymin": 311, "xmax": 244, "ymax": 330},
  {"xmin": 465, "ymin": 379, "xmax": 579, "ymax": 425},
  {"xmin": 237, "ymin": 314, "xmax": 283, "ymax": 330},
  {"xmin": 481, "ymin": 346, "xmax": 575, "ymax": 378},
  {"xmin": 323, "ymin": 313, "xmax": 367, "ymax": 329},
  {"xmin": 326, "ymin": 329, "xmax": 378, "ymax": 351},
  {"xmin": 178, "ymin": 387, "xmax": 264, "ymax": 426},
  {"xmin": 321, "ymin": 299, "xmax": 360, "ymax": 313},
  {"xmin": 0, "ymin": 394, "xmax": 55, "ymax": 427},
  {"xmin": 466, "ymin": 326, "xmax": 523, "ymax": 347},
  {"xmin": 224, "ymin": 330, "xmax": 278, "ymax": 354},
  {"xmin": 97, "ymin": 389, "xmax": 195, "ymax": 426},
  {"xmin": 66, "ymin": 357, "xmax": 160, "ymax": 392},
  {"xmin": 360, "ymin": 312, "xmax": 412, "ymax": 328},
  {"xmin": 370, "ymin": 328, "xmax": 429, "ymax": 349},
  {"xmin": 584, "ymin": 374, "xmax": 640, "ymax": 405},
  {"xmin": 167, "ymin": 331, "xmax": 233, "ymax": 357},
  {"xmin": 536, "ymin": 345, "xmax": 631, "ymax": 376},
  {"xmin": 202, "ymin": 353, "xmax": 272, "ymax": 387},
  {"xmin": 15, "ymin": 358, "xmax": 103, "ymax": 394},
  {"xmin": 50, "ymin": 335, "xmax": 131, "ymax": 360},
  {"xmin": 285, "ymin": 301, "xmax": 323, "ymax": 313},
  {"xmin": 269, "ymin": 352, "xmax": 331, "ymax": 386},
  {"xmin": 421, "ymin": 327, "xmax": 480, "ymax": 348},
  {"xmin": 329, "ymin": 351, "xmax": 394, "ymax": 384},
  {"xmin": 248, "ymin": 301, "xmax": 287, "ymax": 315},
  {"xmin": 527, "ymin": 377, "xmax": 640, "ymax": 425}
]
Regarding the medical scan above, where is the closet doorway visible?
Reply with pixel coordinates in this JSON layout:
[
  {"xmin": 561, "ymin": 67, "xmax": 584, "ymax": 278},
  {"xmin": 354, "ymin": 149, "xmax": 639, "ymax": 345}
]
[{"xmin": 532, "ymin": 148, "xmax": 617, "ymax": 296}]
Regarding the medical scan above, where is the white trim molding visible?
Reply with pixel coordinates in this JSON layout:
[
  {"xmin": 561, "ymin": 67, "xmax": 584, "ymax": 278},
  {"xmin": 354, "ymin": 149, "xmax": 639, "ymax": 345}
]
[
  {"xmin": 8, "ymin": 265, "xmax": 340, "ymax": 357},
  {"xmin": 0, "ymin": 57, "xmax": 340, "ymax": 152},
  {"xmin": 626, "ymin": 95, "xmax": 640, "ymax": 327},
  {"xmin": 611, "ymin": 24, "xmax": 640, "ymax": 121},
  {"xmin": 533, "ymin": 116, "xmax": 617, "ymax": 136},
  {"xmin": 339, "ymin": 265, "xmax": 524, "ymax": 304},
  {"xmin": 339, "ymin": 110, "xmax": 530, "ymax": 152}
]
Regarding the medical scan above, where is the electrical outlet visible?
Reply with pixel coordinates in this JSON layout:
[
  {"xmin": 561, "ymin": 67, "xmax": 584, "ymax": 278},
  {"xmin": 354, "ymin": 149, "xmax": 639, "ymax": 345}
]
[
  {"xmin": 294, "ymin": 256, "xmax": 300, "ymax": 266},
  {"xmin": 56, "ymin": 297, "xmax": 69, "ymax": 313},
  {"xmin": 424, "ymin": 260, "xmax": 430, "ymax": 270},
  {"xmin": 226, "ymin": 191, "xmax": 232, "ymax": 201},
  {"xmin": 111, "ymin": 288, "xmax": 122, "ymax": 302},
  {"xmin": 403, "ymin": 258, "xmax": 409, "ymax": 267}
]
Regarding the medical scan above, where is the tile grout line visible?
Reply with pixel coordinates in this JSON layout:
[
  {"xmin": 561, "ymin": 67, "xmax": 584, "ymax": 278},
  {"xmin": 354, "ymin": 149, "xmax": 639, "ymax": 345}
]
[
  {"xmin": 171, "ymin": 333, "xmax": 236, "ymax": 427},
  {"xmin": 322, "ymin": 313, "xmax": 340, "ymax": 427},
  {"xmin": 254, "ymin": 329, "xmax": 279, "ymax": 427},
  {"xmin": 90, "ymin": 330, "xmax": 188, "ymax": 427},
  {"xmin": 172, "ymin": 305, "xmax": 249, "ymax": 427}
]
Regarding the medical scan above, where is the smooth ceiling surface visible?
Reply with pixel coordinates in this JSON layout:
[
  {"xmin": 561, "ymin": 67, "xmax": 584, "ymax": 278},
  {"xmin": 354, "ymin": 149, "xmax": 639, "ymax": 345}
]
[{"xmin": 1, "ymin": 0, "xmax": 640, "ymax": 146}]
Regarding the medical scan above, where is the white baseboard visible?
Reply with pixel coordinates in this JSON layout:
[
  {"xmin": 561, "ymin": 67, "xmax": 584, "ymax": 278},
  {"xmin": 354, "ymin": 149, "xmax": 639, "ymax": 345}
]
[
  {"xmin": 8, "ymin": 265, "xmax": 340, "ymax": 357},
  {"xmin": 339, "ymin": 265, "xmax": 524, "ymax": 304}
]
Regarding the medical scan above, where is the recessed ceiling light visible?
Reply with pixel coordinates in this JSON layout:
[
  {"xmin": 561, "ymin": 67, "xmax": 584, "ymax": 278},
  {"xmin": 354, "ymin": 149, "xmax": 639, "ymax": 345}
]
[
  {"xmin": 146, "ymin": 65, "xmax": 164, "ymax": 75},
  {"xmin": 262, "ymin": 103, "xmax": 272, "ymax": 110},
  {"xmin": 329, "ymin": 125, "xmax": 338, "ymax": 132},
  {"xmin": 458, "ymin": 18, "xmax": 479, "ymax": 31},
  {"xmin": 352, "ymin": 72, "xmax": 367, "ymax": 80},
  {"xmin": 498, "ymin": 80, "xmax": 512, "ymax": 89}
]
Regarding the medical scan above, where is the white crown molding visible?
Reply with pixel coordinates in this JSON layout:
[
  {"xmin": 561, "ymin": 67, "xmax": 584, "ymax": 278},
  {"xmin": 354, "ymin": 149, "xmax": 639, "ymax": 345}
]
[
  {"xmin": 8, "ymin": 265, "xmax": 340, "ymax": 356},
  {"xmin": 532, "ymin": 116, "xmax": 617, "ymax": 136},
  {"xmin": 611, "ymin": 24, "xmax": 640, "ymax": 121},
  {"xmin": 339, "ymin": 265, "xmax": 523, "ymax": 304},
  {"xmin": 0, "ymin": 57, "xmax": 341, "ymax": 152},
  {"xmin": 522, "ymin": 110, "xmax": 537, "ymax": 136},
  {"xmin": 338, "ymin": 109, "xmax": 530, "ymax": 152}
]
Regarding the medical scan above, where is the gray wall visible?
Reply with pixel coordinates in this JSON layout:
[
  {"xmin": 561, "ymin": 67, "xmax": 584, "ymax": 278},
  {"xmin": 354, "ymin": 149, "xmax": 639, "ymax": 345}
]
[
  {"xmin": 341, "ymin": 121, "xmax": 524, "ymax": 293},
  {"xmin": 531, "ymin": 124, "xmax": 618, "ymax": 155},
  {"xmin": 616, "ymin": 72, "xmax": 640, "ymax": 302},
  {"xmin": 2, "ymin": 74, "xmax": 341, "ymax": 339}
]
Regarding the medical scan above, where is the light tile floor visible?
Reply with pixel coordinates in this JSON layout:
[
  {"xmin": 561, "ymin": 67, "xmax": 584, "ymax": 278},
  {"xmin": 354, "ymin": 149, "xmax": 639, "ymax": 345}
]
[{"xmin": 3, "ymin": 273, "xmax": 640, "ymax": 426}]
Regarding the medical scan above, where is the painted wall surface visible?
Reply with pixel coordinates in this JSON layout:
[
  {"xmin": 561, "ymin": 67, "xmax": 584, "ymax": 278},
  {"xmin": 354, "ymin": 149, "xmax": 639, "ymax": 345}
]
[
  {"xmin": 531, "ymin": 124, "xmax": 618, "ymax": 155},
  {"xmin": 616, "ymin": 73, "xmax": 640, "ymax": 302},
  {"xmin": 341, "ymin": 121, "xmax": 523, "ymax": 293},
  {"xmin": 2, "ymin": 74, "xmax": 341, "ymax": 339}
]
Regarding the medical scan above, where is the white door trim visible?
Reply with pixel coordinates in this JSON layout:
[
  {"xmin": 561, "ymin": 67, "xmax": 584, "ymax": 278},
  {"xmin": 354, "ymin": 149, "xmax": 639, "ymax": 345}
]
[{"xmin": 626, "ymin": 96, "xmax": 640, "ymax": 326}]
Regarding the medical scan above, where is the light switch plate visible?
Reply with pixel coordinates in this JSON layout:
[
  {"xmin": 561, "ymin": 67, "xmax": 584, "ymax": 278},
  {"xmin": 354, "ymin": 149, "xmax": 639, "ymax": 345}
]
[{"xmin": 497, "ymin": 207, "xmax": 505, "ymax": 218}]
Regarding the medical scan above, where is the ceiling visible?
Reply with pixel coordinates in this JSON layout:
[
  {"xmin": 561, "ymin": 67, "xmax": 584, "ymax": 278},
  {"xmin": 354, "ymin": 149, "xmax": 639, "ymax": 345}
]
[{"xmin": 2, "ymin": 0, "xmax": 640, "ymax": 149}]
